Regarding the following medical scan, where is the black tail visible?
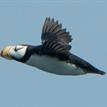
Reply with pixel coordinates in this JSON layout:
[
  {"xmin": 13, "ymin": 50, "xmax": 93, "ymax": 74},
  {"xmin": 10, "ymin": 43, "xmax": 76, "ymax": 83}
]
[
  {"xmin": 70, "ymin": 53, "xmax": 106, "ymax": 75},
  {"xmin": 84, "ymin": 61, "xmax": 106, "ymax": 75},
  {"xmin": 90, "ymin": 67, "xmax": 106, "ymax": 75},
  {"xmin": 95, "ymin": 70, "xmax": 106, "ymax": 75}
]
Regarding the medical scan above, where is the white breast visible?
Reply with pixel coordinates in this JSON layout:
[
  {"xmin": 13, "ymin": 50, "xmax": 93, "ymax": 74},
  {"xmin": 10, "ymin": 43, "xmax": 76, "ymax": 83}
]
[{"xmin": 25, "ymin": 54, "xmax": 85, "ymax": 75}]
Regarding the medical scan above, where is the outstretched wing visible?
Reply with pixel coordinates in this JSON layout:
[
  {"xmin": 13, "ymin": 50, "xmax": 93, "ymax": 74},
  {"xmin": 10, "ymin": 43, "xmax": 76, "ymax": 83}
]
[{"xmin": 41, "ymin": 17, "xmax": 72, "ymax": 53}]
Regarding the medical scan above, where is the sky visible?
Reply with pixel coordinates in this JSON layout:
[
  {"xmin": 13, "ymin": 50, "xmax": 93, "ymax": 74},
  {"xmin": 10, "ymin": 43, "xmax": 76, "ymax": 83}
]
[{"xmin": 0, "ymin": 0, "xmax": 107, "ymax": 107}]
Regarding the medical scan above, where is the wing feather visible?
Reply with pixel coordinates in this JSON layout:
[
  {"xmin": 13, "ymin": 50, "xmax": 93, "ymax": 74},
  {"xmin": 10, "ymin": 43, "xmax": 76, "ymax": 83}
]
[{"xmin": 41, "ymin": 17, "xmax": 72, "ymax": 53}]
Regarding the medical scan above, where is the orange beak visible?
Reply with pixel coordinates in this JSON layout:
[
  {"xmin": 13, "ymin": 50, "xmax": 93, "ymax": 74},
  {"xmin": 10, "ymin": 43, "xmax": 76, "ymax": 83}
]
[{"xmin": 0, "ymin": 46, "xmax": 13, "ymax": 60}]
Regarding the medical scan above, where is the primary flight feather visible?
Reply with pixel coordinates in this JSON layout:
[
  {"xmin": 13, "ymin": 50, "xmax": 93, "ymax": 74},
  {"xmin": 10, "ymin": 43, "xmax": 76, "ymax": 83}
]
[{"xmin": 0, "ymin": 18, "xmax": 106, "ymax": 75}]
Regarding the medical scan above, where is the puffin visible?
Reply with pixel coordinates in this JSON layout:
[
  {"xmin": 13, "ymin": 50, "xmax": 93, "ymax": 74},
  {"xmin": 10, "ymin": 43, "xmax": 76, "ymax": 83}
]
[{"xmin": 0, "ymin": 18, "xmax": 106, "ymax": 75}]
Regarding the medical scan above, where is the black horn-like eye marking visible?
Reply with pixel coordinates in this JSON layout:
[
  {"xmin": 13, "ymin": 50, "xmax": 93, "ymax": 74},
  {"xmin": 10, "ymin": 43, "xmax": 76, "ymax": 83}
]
[{"xmin": 14, "ymin": 47, "xmax": 23, "ymax": 52}]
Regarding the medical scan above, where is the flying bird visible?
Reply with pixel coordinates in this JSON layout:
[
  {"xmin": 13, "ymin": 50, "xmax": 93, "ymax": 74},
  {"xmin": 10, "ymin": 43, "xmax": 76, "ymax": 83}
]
[{"xmin": 0, "ymin": 18, "xmax": 106, "ymax": 75}]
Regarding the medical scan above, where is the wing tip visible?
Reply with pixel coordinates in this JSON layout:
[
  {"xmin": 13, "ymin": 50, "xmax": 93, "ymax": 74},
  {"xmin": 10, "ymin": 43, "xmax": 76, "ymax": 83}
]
[{"xmin": 41, "ymin": 17, "xmax": 73, "ymax": 52}]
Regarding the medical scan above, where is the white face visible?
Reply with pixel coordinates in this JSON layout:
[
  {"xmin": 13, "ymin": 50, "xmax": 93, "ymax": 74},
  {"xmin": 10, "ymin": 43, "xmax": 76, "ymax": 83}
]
[
  {"xmin": 0, "ymin": 45, "xmax": 28, "ymax": 60},
  {"xmin": 10, "ymin": 45, "xmax": 28, "ymax": 59}
]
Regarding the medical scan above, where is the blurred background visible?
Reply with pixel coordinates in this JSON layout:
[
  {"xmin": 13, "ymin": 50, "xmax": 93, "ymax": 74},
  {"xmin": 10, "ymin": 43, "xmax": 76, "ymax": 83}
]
[{"xmin": 0, "ymin": 0, "xmax": 107, "ymax": 107}]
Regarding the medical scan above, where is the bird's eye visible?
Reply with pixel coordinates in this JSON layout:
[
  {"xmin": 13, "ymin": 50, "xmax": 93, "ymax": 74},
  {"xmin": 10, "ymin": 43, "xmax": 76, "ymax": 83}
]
[
  {"xmin": 14, "ymin": 47, "xmax": 18, "ymax": 51},
  {"xmin": 14, "ymin": 47, "xmax": 23, "ymax": 52}
]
